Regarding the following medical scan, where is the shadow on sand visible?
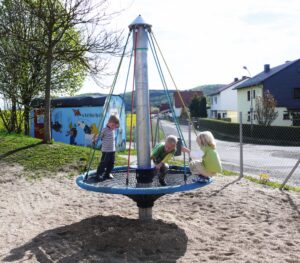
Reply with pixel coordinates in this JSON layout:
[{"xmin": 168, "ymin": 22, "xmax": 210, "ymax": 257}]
[
  {"xmin": 3, "ymin": 215, "xmax": 188, "ymax": 263},
  {"xmin": 209, "ymin": 177, "xmax": 242, "ymax": 197}
]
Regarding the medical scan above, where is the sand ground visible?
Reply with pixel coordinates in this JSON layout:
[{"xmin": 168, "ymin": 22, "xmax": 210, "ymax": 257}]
[{"xmin": 0, "ymin": 161, "xmax": 299, "ymax": 263}]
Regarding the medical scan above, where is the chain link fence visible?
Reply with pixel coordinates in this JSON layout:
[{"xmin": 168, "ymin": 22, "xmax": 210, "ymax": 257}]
[{"xmin": 191, "ymin": 115, "xmax": 300, "ymax": 187}]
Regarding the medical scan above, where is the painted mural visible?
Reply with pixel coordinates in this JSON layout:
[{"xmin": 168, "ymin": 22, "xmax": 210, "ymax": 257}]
[{"xmin": 30, "ymin": 96, "xmax": 126, "ymax": 151}]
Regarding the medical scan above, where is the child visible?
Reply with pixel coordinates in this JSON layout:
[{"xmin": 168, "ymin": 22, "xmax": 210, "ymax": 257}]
[
  {"xmin": 151, "ymin": 135, "xmax": 189, "ymax": 186},
  {"xmin": 88, "ymin": 115, "xmax": 120, "ymax": 182},
  {"xmin": 189, "ymin": 131, "xmax": 222, "ymax": 182}
]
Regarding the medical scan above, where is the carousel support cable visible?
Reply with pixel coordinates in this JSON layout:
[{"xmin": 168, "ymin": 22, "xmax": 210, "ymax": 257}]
[
  {"xmin": 86, "ymin": 32, "xmax": 132, "ymax": 176},
  {"xmin": 151, "ymin": 31, "xmax": 198, "ymax": 138},
  {"xmin": 117, "ymin": 32, "xmax": 134, "ymax": 144},
  {"xmin": 147, "ymin": 32, "xmax": 187, "ymax": 147},
  {"xmin": 150, "ymin": 110, "xmax": 154, "ymax": 148},
  {"xmin": 148, "ymin": 31, "xmax": 188, "ymax": 177},
  {"xmin": 126, "ymin": 29, "xmax": 139, "ymax": 185}
]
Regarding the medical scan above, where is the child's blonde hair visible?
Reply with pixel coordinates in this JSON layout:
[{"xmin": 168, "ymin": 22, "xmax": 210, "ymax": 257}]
[
  {"xmin": 165, "ymin": 135, "xmax": 178, "ymax": 146},
  {"xmin": 196, "ymin": 131, "xmax": 216, "ymax": 149}
]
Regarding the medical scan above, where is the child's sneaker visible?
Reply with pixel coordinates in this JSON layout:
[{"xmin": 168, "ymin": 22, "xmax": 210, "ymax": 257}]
[
  {"xmin": 85, "ymin": 175, "xmax": 101, "ymax": 183},
  {"xmin": 158, "ymin": 175, "xmax": 167, "ymax": 186},
  {"xmin": 192, "ymin": 175, "xmax": 210, "ymax": 183},
  {"xmin": 103, "ymin": 173, "xmax": 114, "ymax": 180}
]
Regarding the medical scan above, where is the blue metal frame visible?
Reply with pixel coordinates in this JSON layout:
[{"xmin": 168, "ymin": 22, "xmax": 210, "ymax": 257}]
[{"xmin": 76, "ymin": 166, "xmax": 213, "ymax": 195}]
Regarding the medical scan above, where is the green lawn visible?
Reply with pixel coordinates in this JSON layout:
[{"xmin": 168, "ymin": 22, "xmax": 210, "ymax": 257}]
[{"xmin": 0, "ymin": 130, "xmax": 127, "ymax": 179}]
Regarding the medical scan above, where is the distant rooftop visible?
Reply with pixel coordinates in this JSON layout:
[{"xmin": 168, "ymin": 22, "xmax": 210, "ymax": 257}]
[
  {"xmin": 235, "ymin": 59, "xmax": 300, "ymax": 89},
  {"xmin": 208, "ymin": 77, "xmax": 248, "ymax": 96},
  {"xmin": 31, "ymin": 95, "xmax": 111, "ymax": 108}
]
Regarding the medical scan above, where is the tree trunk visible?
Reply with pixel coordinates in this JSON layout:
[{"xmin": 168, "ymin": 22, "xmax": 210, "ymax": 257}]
[
  {"xmin": 24, "ymin": 105, "xmax": 30, "ymax": 135},
  {"xmin": 10, "ymin": 98, "xmax": 17, "ymax": 132},
  {"xmin": 44, "ymin": 47, "xmax": 53, "ymax": 143}
]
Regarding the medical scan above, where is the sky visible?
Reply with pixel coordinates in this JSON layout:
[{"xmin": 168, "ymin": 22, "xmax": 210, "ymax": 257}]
[
  {"xmin": 78, "ymin": 0, "xmax": 300, "ymax": 95},
  {"xmin": 1, "ymin": 0, "xmax": 300, "ymax": 108}
]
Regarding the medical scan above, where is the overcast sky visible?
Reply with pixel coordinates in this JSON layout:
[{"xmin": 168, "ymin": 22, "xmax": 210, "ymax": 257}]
[{"xmin": 79, "ymin": 0, "xmax": 300, "ymax": 95}]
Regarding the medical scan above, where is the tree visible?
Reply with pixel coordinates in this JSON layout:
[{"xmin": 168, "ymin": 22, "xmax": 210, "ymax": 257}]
[
  {"xmin": 189, "ymin": 95, "xmax": 207, "ymax": 118},
  {"xmin": 199, "ymin": 96, "xmax": 208, "ymax": 118},
  {"xmin": 189, "ymin": 96, "xmax": 201, "ymax": 117},
  {"xmin": 255, "ymin": 90, "xmax": 278, "ymax": 126},
  {"xmin": 0, "ymin": 0, "xmax": 122, "ymax": 139},
  {"xmin": 0, "ymin": 0, "xmax": 86, "ymax": 134},
  {"xmin": 22, "ymin": 0, "xmax": 123, "ymax": 143}
]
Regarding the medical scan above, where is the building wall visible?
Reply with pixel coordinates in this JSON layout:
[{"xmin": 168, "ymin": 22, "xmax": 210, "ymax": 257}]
[
  {"xmin": 271, "ymin": 107, "xmax": 293, "ymax": 126},
  {"xmin": 237, "ymin": 85, "xmax": 263, "ymax": 124},
  {"xmin": 219, "ymin": 87, "xmax": 237, "ymax": 111},
  {"xmin": 29, "ymin": 95, "xmax": 126, "ymax": 150},
  {"xmin": 209, "ymin": 79, "xmax": 249, "ymax": 122},
  {"xmin": 227, "ymin": 111, "xmax": 238, "ymax": 123},
  {"xmin": 237, "ymin": 85, "xmax": 293, "ymax": 126},
  {"xmin": 173, "ymin": 107, "xmax": 182, "ymax": 118}
]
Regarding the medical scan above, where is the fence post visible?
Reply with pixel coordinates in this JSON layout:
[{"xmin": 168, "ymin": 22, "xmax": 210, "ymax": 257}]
[
  {"xmin": 280, "ymin": 158, "xmax": 300, "ymax": 190},
  {"xmin": 188, "ymin": 119, "xmax": 192, "ymax": 150},
  {"xmin": 239, "ymin": 112, "xmax": 243, "ymax": 178}
]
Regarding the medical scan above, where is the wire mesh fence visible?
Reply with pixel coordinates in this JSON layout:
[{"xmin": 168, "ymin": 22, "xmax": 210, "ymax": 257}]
[{"xmin": 160, "ymin": 115, "xmax": 300, "ymax": 187}]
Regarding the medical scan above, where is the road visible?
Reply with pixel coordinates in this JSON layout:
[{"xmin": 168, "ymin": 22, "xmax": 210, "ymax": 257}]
[{"xmin": 160, "ymin": 119, "xmax": 300, "ymax": 186}]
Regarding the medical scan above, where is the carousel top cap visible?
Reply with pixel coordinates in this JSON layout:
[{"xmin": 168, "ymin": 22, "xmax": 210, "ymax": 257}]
[{"xmin": 129, "ymin": 15, "xmax": 152, "ymax": 30}]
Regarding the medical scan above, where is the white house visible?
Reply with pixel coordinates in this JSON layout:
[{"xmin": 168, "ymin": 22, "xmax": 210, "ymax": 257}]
[
  {"xmin": 208, "ymin": 77, "xmax": 249, "ymax": 123},
  {"xmin": 235, "ymin": 60, "xmax": 300, "ymax": 126}
]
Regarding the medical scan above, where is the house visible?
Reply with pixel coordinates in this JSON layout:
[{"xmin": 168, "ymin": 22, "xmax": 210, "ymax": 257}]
[
  {"xmin": 159, "ymin": 103, "xmax": 170, "ymax": 113},
  {"xmin": 235, "ymin": 60, "xmax": 300, "ymax": 126},
  {"xmin": 173, "ymin": 91, "xmax": 204, "ymax": 117},
  {"xmin": 208, "ymin": 77, "xmax": 249, "ymax": 122},
  {"xmin": 29, "ymin": 95, "xmax": 126, "ymax": 150}
]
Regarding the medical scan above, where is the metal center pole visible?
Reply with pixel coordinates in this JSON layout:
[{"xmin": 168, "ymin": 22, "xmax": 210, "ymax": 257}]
[{"xmin": 129, "ymin": 15, "xmax": 153, "ymax": 221}]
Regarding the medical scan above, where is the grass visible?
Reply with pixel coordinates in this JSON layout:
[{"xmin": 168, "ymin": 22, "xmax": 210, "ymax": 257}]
[
  {"xmin": 0, "ymin": 130, "xmax": 127, "ymax": 179},
  {"xmin": 244, "ymin": 175, "xmax": 300, "ymax": 193}
]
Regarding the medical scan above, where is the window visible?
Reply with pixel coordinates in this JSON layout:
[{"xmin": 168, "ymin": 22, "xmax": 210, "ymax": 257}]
[
  {"xmin": 247, "ymin": 111, "xmax": 250, "ymax": 121},
  {"xmin": 294, "ymin": 88, "xmax": 300, "ymax": 98},
  {"xmin": 247, "ymin": 91, "xmax": 250, "ymax": 101},
  {"xmin": 214, "ymin": 96, "xmax": 217, "ymax": 104},
  {"xmin": 252, "ymin": 90, "xmax": 256, "ymax": 99},
  {"xmin": 283, "ymin": 112, "xmax": 290, "ymax": 120}
]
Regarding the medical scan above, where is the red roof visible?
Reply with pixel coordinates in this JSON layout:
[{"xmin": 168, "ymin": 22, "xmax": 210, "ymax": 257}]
[
  {"xmin": 159, "ymin": 103, "xmax": 170, "ymax": 112},
  {"xmin": 173, "ymin": 91, "xmax": 203, "ymax": 108}
]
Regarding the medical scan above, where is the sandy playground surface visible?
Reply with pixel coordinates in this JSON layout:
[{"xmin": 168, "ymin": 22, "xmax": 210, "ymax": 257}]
[{"xmin": 0, "ymin": 161, "xmax": 299, "ymax": 263}]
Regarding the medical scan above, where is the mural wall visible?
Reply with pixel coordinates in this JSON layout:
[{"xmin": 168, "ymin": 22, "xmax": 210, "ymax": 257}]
[{"xmin": 30, "ymin": 96, "xmax": 126, "ymax": 150}]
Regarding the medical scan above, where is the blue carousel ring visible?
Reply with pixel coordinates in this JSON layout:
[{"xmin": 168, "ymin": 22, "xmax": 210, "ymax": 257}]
[{"xmin": 76, "ymin": 165, "xmax": 213, "ymax": 195}]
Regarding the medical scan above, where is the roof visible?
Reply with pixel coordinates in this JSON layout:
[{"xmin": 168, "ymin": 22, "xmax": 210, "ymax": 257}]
[
  {"xmin": 173, "ymin": 91, "xmax": 203, "ymax": 108},
  {"xmin": 208, "ymin": 77, "xmax": 248, "ymax": 96},
  {"xmin": 159, "ymin": 103, "xmax": 170, "ymax": 112},
  {"xmin": 235, "ymin": 59, "xmax": 300, "ymax": 89},
  {"xmin": 31, "ymin": 95, "xmax": 109, "ymax": 108}
]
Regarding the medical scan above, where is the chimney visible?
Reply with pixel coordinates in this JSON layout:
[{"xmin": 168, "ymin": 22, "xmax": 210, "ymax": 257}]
[
  {"xmin": 242, "ymin": 76, "xmax": 247, "ymax": 79},
  {"xmin": 234, "ymin": 77, "xmax": 238, "ymax": 82},
  {"xmin": 264, "ymin": 64, "xmax": 270, "ymax": 73}
]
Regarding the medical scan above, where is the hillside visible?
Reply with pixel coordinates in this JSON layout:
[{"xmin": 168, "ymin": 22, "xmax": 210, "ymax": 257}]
[
  {"xmin": 77, "ymin": 84, "xmax": 224, "ymax": 111},
  {"xmin": 123, "ymin": 84, "xmax": 224, "ymax": 111},
  {"xmin": 123, "ymin": 89, "xmax": 176, "ymax": 111},
  {"xmin": 191, "ymin": 84, "xmax": 225, "ymax": 95}
]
